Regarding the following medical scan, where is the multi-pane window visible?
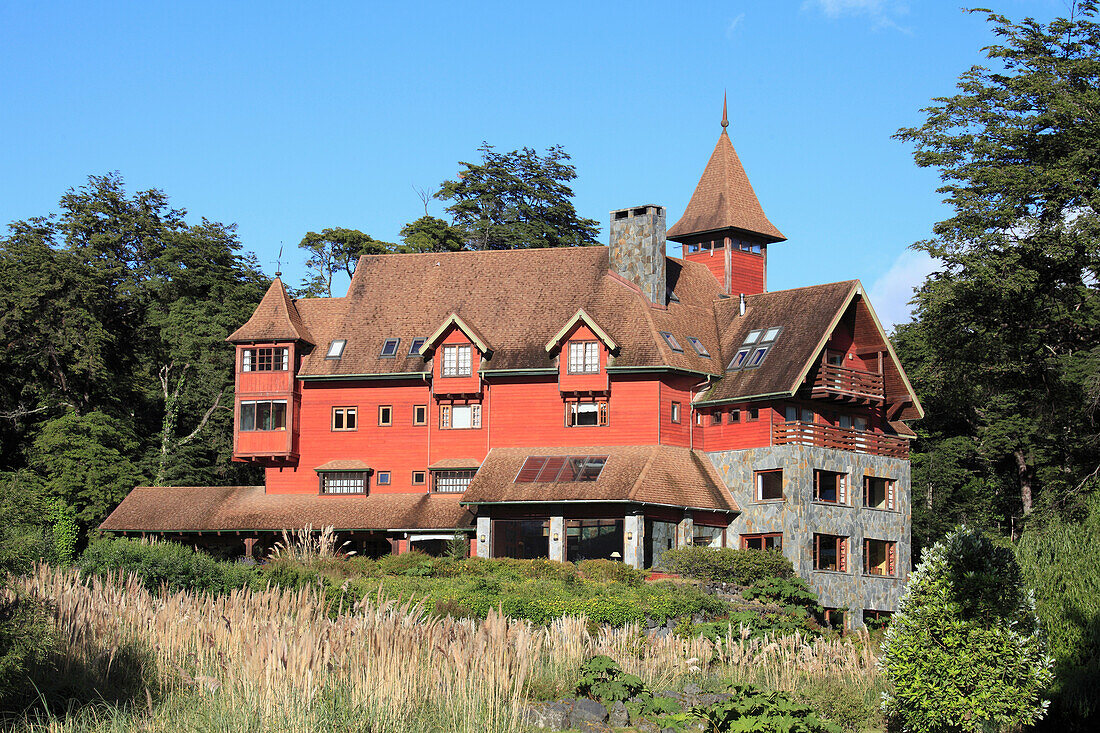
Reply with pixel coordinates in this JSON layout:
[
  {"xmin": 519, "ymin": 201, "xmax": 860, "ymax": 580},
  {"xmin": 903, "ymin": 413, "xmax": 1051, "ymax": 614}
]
[
  {"xmin": 439, "ymin": 403, "xmax": 481, "ymax": 429},
  {"xmin": 742, "ymin": 533, "xmax": 783, "ymax": 551},
  {"xmin": 319, "ymin": 472, "xmax": 366, "ymax": 495},
  {"xmin": 864, "ymin": 539, "xmax": 897, "ymax": 576},
  {"xmin": 864, "ymin": 476, "xmax": 897, "ymax": 510},
  {"xmin": 567, "ymin": 341, "xmax": 600, "ymax": 374},
  {"xmin": 241, "ymin": 347, "xmax": 289, "ymax": 372},
  {"xmin": 566, "ymin": 401, "xmax": 608, "ymax": 427},
  {"xmin": 728, "ymin": 326, "xmax": 782, "ymax": 371},
  {"xmin": 514, "ymin": 455, "xmax": 608, "ymax": 483},
  {"xmin": 413, "ymin": 405, "xmax": 427, "ymax": 425},
  {"xmin": 442, "ymin": 344, "xmax": 473, "ymax": 377},
  {"xmin": 378, "ymin": 405, "xmax": 392, "ymax": 426},
  {"xmin": 332, "ymin": 407, "xmax": 357, "ymax": 431},
  {"xmin": 755, "ymin": 469, "xmax": 783, "ymax": 501},
  {"xmin": 239, "ymin": 400, "xmax": 287, "ymax": 431},
  {"xmin": 434, "ymin": 470, "xmax": 476, "ymax": 493},
  {"xmin": 813, "ymin": 533, "xmax": 849, "ymax": 572},
  {"xmin": 814, "ymin": 470, "xmax": 848, "ymax": 504}
]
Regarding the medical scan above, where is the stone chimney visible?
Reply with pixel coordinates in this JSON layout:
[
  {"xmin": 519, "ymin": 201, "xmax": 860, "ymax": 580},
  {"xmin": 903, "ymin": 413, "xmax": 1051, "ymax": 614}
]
[{"xmin": 609, "ymin": 205, "xmax": 666, "ymax": 305}]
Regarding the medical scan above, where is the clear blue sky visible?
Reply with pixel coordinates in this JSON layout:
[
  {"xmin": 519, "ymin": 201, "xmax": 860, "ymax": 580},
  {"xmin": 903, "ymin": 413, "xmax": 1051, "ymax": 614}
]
[{"xmin": 0, "ymin": 1, "xmax": 1066, "ymax": 328}]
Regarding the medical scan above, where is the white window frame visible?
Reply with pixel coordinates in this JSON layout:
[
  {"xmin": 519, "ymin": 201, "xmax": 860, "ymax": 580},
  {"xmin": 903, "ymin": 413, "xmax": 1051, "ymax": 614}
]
[
  {"xmin": 567, "ymin": 341, "xmax": 600, "ymax": 374},
  {"xmin": 442, "ymin": 344, "xmax": 473, "ymax": 377}
]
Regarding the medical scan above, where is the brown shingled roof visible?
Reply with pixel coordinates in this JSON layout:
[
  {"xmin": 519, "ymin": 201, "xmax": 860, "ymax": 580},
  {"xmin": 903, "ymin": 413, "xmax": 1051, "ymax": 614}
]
[
  {"xmin": 314, "ymin": 459, "xmax": 372, "ymax": 471},
  {"xmin": 100, "ymin": 486, "xmax": 473, "ymax": 532},
  {"xmin": 461, "ymin": 445, "xmax": 738, "ymax": 513},
  {"xmin": 227, "ymin": 278, "xmax": 314, "ymax": 344},
  {"xmin": 427, "ymin": 458, "xmax": 483, "ymax": 470},
  {"xmin": 666, "ymin": 129, "xmax": 785, "ymax": 243}
]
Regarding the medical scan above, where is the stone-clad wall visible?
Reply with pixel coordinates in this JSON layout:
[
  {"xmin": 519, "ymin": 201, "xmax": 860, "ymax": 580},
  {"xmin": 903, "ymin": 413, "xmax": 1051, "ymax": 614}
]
[{"xmin": 707, "ymin": 445, "xmax": 911, "ymax": 628}]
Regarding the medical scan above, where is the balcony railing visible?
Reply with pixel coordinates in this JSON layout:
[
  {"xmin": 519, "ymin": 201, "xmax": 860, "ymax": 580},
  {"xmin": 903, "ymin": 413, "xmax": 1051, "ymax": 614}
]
[
  {"xmin": 810, "ymin": 363, "xmax": 885, "ymax": 403},
  {"xmin": 774, "ymin": 421, "xmax": 908, "ymax": 459}
]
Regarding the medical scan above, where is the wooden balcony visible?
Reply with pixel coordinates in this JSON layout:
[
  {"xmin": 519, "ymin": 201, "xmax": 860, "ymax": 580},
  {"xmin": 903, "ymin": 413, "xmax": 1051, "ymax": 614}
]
[
  {"xmin": 773, "ymin": 421, "xmax": 908, "ymax": 459},
  {"xmin": 810, "ymin": 363, "xmax": 884, "ymax": 404}
]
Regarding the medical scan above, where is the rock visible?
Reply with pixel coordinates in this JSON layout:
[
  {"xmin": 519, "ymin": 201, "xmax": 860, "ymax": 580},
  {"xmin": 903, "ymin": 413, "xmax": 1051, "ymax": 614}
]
[
  {"xmin": 523, "ymin": 701, "xmax": 570, "ymax": 730},
  {"xmin": 607, "ymin": 700, "xmax": 629, "ymax": 727},
  {"xmin": 568, "ymin": 698, "xmax": 609, "ymax": 728},
  {"xmin": 682, "ymin": 683, "xmax": 702, "ymax": 696},
  {"xmin": 651, "ymin": 626, "xmax": 671, "ymax": 639}
]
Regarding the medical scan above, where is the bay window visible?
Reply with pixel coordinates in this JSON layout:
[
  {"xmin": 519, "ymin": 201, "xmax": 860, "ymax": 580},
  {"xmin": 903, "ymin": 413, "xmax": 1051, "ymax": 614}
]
[{"xmin": 240, "ymin": 400, "xmax": 287, "ymax": 431}]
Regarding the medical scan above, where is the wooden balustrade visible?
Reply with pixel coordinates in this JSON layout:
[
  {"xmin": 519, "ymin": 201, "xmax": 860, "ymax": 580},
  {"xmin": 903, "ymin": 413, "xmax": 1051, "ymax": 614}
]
[
  {"xmin": 773, "ymin": 421, "xmax": 908, "ymax": 459},
  {"xmin": 810, "ymin": 363, "xmax": 885, "ymax": 403}
]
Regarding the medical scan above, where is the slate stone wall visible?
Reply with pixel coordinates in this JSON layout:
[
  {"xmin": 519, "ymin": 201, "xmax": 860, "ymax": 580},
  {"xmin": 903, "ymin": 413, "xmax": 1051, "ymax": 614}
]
[
  {"xmin": 609, "ymin": 205, "xmax": 666, "ymax": 304},
  {"xmin": 707, "ymin": 445, "xmax": 911, "ymax": 628}
]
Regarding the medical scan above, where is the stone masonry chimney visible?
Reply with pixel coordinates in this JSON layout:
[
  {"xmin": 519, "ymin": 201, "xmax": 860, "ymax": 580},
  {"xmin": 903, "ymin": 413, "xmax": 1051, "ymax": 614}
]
[{"xmin": 609, "ymin": 205, "xmax": 666, "ymax": 305}]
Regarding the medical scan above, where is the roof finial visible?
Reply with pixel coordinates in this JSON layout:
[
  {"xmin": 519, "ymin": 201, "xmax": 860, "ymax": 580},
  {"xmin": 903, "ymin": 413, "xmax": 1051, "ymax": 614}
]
[
  {"xmin": 721, "ymin": 91, "xmax": 729, "ymax": 130},
  {"xmin": 274, "ymin": 243, "xmax": 283, "ymax": 278}
]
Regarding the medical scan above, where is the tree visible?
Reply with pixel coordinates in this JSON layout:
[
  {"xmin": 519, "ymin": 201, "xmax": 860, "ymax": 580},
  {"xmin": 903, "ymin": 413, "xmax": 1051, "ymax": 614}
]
[
  {"xmin": 894, "ymin": 3, "xmax": 1100, "ymax": 526},
  {"xmin": 297, "ymin": 227, "xmax": 396, "ymax": 297},
  {"xmin": 399, "ymin": 215, "xmax": 465, "ymax": 253},
  {"xmin": 880, "ymin": 525, "xmax": 1052, "ymax": 732},
  {"xmin": 436, "ymin": 143, "xmax": 599, "ymax": 250}
]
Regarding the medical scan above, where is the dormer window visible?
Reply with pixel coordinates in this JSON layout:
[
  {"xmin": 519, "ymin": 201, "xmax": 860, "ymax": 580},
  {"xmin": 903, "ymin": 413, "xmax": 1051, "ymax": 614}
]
[
  {"xmin": 687, "ymin": 337, "xmax": 710, "ymax": 357},
  {"xmin": 409, "ymin": 337, "xmax": 426, "ymax": 357},
  {"xmin": 660, "ymin": 332, "xmax": 683, "ymax": 353},
  {"xmin": 326, "ymin": 339, "xmax": 346, "ymax": 359},
  {"xmin": 442, "ymin": 344, "xmax": 473, "ymax": 377},
  {"xmin": 567, "ymin": 341, "xmax": 600, "ymax": 374},
  {"xmin": 380, "ymin": 338, "xmax": 400, "ymax": 358}
]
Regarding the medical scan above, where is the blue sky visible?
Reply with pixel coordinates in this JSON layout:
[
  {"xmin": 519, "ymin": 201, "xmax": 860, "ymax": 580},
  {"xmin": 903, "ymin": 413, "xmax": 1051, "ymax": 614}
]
[{"xmin": 0, "ymin": 1, "xmax": 1066, "ymax": 328}]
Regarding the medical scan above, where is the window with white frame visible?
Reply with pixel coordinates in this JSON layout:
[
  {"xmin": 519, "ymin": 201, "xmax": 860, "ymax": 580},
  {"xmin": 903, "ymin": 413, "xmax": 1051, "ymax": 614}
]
[
  {"xmin": 439, "ymin": 403, "xmax": 481, "ymax": 429},
  {"xmin": 566, "ymin": 401, "xmax": 608, "ymax": 427},
  {"xmin": 442, "ymin": 344, "xmax": 473, "ymax": 377},
  {"xmin": 319, "ymin": 471, "xmax": 367, "ymax": 495},
  {"xmin": 434, "ymin": 470, "xmax": 476, "ymax": 493},
  {"xmin": 241, "ymin": 347, "xmax": 289, "ymax": 372},
  {"xmin": 567, "ymin": 341, "xmax": 600, "ymax": 374}
]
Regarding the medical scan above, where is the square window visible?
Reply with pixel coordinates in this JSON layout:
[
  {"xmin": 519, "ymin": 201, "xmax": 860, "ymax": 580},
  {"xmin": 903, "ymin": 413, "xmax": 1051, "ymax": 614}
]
[
  {"xmin": 409, "ymin": 337, "xmax": 426, "ymax": 357},
  {"xmin": 728, "ymin": 408, "xmax": 741, "ymax": 423},
  {"xmin": 378, "ymin": 405, "xmax": 392, "ymax": 426},
  {"xmin": 814, "ymin": 469, "xmax": 848, "ymax": 504},
  {"xmin": 710, "ymin": 410, "xmax": 722, "ymax": 426},
  {"xmin": 864, "ymin": 539, "xmax": 897, "ymax": 576},
  {"xmin": 380, "ymin": 338, "xmax": 400, "ymax": 358},
  {"xmin": 743, "ymin": 330, "xmax": 763, "ymax": 344},
  {"xmin": 442, "ymin": 344, "xmax": 473, "ymax": 377},
  {"xmin": 746, "ymin": 407, "xmax": 760, "ymax": 421},
  {"xmin": 412, "ymin": 471, "xmax": 427, "ymax": 485},
  {"xmin": 864, "ymin": 476, "xmax": 896, "ymax": 510},
  {"xmin": 377, "ymin": 471, "xmax": 391, "ymax": 486},
  {"xmin": 755, "ymin": 469, "xmax": 783, "ymax": 501},
  {"xmin": 332, "ymin": 406, "xmax": 357, "ymax": 431},
  {"xmin": 567, "ymin": 341, "xmax": 600, "ymax": 374},
  {"xmin": 762, "ymin": 327, "xmax": 782, "ymax": 342},
  {"xmin": 813, "ymin": 533, "xmax": 849, "ymax": 572},
  {"xmin": 413, "ymin": 405, "xmax": 427, "ymax": 426},
  {"xmin": 660, "ymin": 331, "xmax": 684, "ymax": 353},
  {"xmin": 671, "ymin": 401, "xmax": 681, "ymax": 424},
  {"xmin": 326, "ymin": 340, "xmax": 346, "ymax": 359}
]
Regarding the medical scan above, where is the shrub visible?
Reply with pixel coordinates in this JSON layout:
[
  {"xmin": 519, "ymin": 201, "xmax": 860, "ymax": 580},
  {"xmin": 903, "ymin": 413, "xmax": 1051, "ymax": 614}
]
[
  {"xmin": 698, "ymin": 684, "xmax": 841, "ymax": 733},
  {"xmin": 78, "ymin": 536, "xmax": 254, "ymax": 594},
  {"xmin": 661, "ymin": 547, "xmax": 792, "ymax": 584},
  {"xmin": 376, "ymin": 549, "xmax": 437, "ymax": 576},
  {"xmin": 575, "ymin": 654, "xmax": 645, "ymax": 704},
  {"xmin": 741, "ymin": 576, "xmax": 821, "ymax": 615},
  {"xmin": 1017, "ymin": 492, "xmax": 1100, "ymax": 728},
  {"xmin": 578, "ymin": 559, "xmax": 643, "ymax": 585},
  {"xmin": 795, "ymin": 678, "xmax": 879, "ymax": 733},
  {"xmin": 880, "ymin": 525, "xmax": 1053, "ymax": 732}
]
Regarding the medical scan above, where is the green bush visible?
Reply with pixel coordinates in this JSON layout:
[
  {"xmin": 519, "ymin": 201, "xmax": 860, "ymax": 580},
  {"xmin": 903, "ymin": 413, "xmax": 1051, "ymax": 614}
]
[
  {"xmin": 578, "ymin": 559, "xmax": 643, "ymax": 585},
  {"xmin": 576, "ymin": 655, "xmax": 645, "ymax": 704},
  {"xmin": 741, "ymin": 576, "xmax": 821, "ymax": 615},
  {"xmin": 880, "ymin": 525, "xmax": 1052, "ymax": 732},
  {"xmin": 1017, "ymin": 493, "xmax": 1100, "ymax": 729},
  {"xmin": 699, "ymin": 684, "xmax": 841, "ymax": 733},
  {"xmin": 78, "ymin": 537, "xmax": 254, "ymax": 595},
  {"xmin": 661, "ymin": 547, "xmax": 792, "ymax": 584},
  {"xmin": 795, "ymin": 678, "xmax": 879, "ymax": 733}
]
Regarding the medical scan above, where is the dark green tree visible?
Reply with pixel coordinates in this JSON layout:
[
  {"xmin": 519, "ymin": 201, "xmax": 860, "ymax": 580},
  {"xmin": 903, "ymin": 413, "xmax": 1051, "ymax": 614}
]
[
  {"xmin": 399, "ymin": 215, "xmax": 465, "ymax": 253},
  {"xmin": 297, "ymin": 227, "xmax": 396, "ymax": 296},
  {"xmin": 436, "ymin": 143, "xmax": 599, "ymax": 250},
  {"xmin": 894, "ymin": 3, "xmax": 1100, "ymax": 535}
]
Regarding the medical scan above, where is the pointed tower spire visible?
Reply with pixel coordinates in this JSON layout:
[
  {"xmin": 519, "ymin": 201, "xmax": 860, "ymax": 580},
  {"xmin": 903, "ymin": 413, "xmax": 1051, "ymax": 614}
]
[
  {"xmin": 227, "ymin": 277, "xmax": 314, "ymax": 344},
  {"xmin": 721, "ymin": 91, "xmax": 729, "ymax": 130}
]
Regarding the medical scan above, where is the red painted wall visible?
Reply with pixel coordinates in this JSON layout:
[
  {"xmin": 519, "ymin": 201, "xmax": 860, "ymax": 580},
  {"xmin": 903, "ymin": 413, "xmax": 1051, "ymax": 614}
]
[
  {"xmin": 694, "ymin": 402, "xmax": 778, "ymax": 452},
  {"xmin": 728, "ymin": 248, "xmax": 765, "ymax": 297},
  {"xmin": 431, "ymin": 327, "xmax": 482, "ymax": 396},
  {"xmin": 556, "ymin": 323, "xmax": 610, "ymax": 393}
]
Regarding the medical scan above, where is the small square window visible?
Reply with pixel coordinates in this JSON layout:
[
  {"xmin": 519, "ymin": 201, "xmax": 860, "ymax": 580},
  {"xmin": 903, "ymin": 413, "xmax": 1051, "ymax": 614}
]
[
  {"xmin": 728, "ymin": 408, "xmax": 740, "ymax": 423},
  {"xmin": 326, "ymin": 340, "xmax": 346, "ymax": 359},
  {"xmin": 746, "ymin": 407, "xmax": 760, "ymax": 421},
  {"xmin": 378, "ymin": 405, "xmax": 392, "ymax": 426},
  {"xmin": 380, "ymin": 338, "xmax": 400, "ymax": 358},
  {"xmin": 412, "ymin": 471, "xmax": 427, "ymax": 485},
  {"xmin": 710, "ymin": 410, "xmax": 722, "ymax": 426},
  {"xmin": 409, "ymin": 337, "xmax": 426, "ymax": 357},
  {"xmin": 814, "ymin": 469, "xmax": 848, "ymax": 504},
  {"xmin": 377, "ymin": 471, "xmax": 391, "ymax": 486},
  {"xmin": 864, "ymin": 476, "xmax": 897, "ymax": 510},
  {"xmin": 813, "ymin": 533, "xmax": 849, "ymax": 572},
  {"xmin": 687, "ymin": 337, "xmax": 710, "ymax": 357},
  {"xmin": 864, "ymin": 538, "xmax": 897, "ymax": 576},
  {"xmin": 755, "ymin": 470, "xmax": 783, "ymax": 501},
  {"xmin": 413, "ymin": 405, "xmax": 427, "ymax": 425},
  {"xmin": 671, "ymin": 401, "xmax": 681, "ymax": 423},
  {"xmin": 660, "ymin": 332, "xmax": 684, "ymax": 353}
]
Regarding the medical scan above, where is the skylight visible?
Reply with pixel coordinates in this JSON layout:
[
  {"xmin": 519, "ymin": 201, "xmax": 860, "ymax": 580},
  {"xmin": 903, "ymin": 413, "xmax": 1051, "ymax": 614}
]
[
  {"xmin": 727, "ymin": 326, "xmax": 782, "ymax": 371},
  {"xmin": 380, "ymin": 338, "xmax": 400, "ymax": 358},
  {"xmin": 326, "ymin": 339, "xmax": 346, "ymax": 359},
  {"xmin": 514, "ymin": 455, "xmax": 608, "ymax": 483},
  {"xmin": 660, "ymin": 332, "xmax": 684, "ymax": 353},
  {"xmin": 688, "ymin": 337, "xmax": 710, "ymax": 357},
  {"xmin": 409, "ymin": 337, "xmax": 426, "ymax": 357}
]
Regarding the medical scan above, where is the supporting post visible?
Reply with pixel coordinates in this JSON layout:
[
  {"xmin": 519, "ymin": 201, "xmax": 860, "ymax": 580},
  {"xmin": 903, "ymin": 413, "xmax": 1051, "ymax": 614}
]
[
  {"xmin": 476, "ymin": 515, "xmax": 491, "ymax": 558},
  {"xmin": 623, "ymin": 513, "xmax": 645, "ymax": 569},
  {"xmin": 725, "ymin": 517, "xmax": 739, "ymax": 549},
  {"xmin": 549, "ymin": 515, "xmax": 566, "ymax": 563},
  {"xmin": 676, "ymin": 512, "xmax": 694, "ymax": 548}
]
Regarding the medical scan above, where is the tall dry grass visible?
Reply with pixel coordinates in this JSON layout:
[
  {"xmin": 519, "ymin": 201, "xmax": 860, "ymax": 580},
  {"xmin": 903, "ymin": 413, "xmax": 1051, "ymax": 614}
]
[{"xmin": 18, "ymin": 564, "xmax": 879, "ymax": 732}]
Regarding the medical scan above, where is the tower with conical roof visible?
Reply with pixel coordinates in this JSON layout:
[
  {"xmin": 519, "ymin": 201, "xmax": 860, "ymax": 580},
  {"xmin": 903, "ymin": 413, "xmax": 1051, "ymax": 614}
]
[{"xmin": 667, "ymin": 95, "xmax": 785, "ymax": 296}]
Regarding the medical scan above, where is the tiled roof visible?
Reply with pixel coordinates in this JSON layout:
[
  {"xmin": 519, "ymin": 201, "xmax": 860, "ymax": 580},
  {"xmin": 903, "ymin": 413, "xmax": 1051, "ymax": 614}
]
[
  {"xmin": 292, "ymin": 247, "xmax": 727, "ymax": 378},
  {"xmin": 427, "ymin": 458, "xmax": 483, "ymax": 470},
  {"xmin": 314, "ymin": 459, "xmax": 372, "ymax": 471},
  {"xmin": 462, "ymin": 445, "xmax": 738, "ymax": 513},
  {"xmin": 99, "ymin": 486, "xmax": 474, "ymax": 532},
  {"xmin": 666, "ymin": 130, "xmax": 785, "ymax": 243},
  {"xmin": 227, "ymin": 278, "xmax": 314, "ymax": 344},
  {"xmin": 699, "ymin": 281, "xmax": 858, "ymax": 404}
]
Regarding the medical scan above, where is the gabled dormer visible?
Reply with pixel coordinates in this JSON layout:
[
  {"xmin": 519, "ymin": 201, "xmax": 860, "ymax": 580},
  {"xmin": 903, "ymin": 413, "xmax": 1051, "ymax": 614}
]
[
  {"xmin": 545, "ymin": 309, "xmax": 616, "ymax": 394},
  {"xmin": 420, "ymin": 313, "xmax": 491, "ymax": 397},
  {"xmin": 226, "ymin": 277, "xmax": 312, "ymax": 463}
]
